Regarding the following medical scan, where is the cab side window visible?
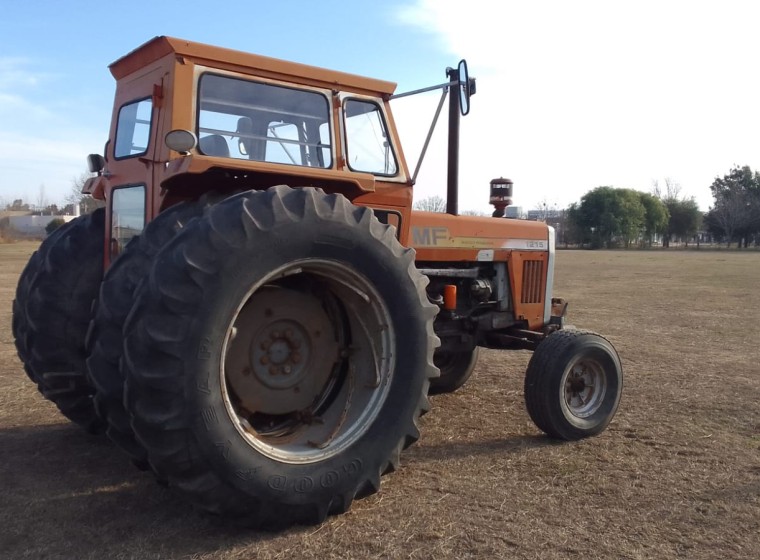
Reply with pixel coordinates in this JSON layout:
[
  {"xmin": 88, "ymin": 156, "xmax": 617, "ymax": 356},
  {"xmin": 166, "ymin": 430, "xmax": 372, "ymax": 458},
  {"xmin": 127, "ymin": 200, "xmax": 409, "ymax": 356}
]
[
  {"xmin": 114, "ymin": 98, "xmax": 153, "ymax": 158},
  {"xmin": 343, "ymin": 99, "xmax": 398, "ymax": 176},
  {"xmin": 111, "ymin": 185, "xmax": 145, "ymax": 257}
]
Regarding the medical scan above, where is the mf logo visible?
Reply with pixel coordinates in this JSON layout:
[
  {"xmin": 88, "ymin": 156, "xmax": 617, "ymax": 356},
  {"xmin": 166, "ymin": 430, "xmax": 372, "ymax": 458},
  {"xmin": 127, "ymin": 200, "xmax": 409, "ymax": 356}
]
[{"xmin": 412, "ymin": 227, "xmax": 448, "ymax": 246}]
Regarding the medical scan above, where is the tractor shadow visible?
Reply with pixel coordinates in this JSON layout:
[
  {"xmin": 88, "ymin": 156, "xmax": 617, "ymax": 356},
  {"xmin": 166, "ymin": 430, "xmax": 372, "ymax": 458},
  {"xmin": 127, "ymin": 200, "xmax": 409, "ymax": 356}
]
[
  {"xmin": 0, "ymin": 422, "xmax": 287, "ymax": 557},
  {"xmin": 0, "ymin": 419, "xmax": 559, "ymax": 558}
]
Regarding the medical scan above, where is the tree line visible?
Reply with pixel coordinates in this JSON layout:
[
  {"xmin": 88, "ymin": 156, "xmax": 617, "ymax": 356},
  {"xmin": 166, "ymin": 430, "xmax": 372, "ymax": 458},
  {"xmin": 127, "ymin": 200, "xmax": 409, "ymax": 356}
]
[
  {"xmin": 566, "ymin": 165, "xmax": 759, "ymax": 249},
  {"xmin": 566, "ymin": 181, "xmax": 701, "ymax": 249},
  {"xmin": 3, "ymin": 174, "xmax": 104, "ymax": 217},
  {"xmin": 412, "ymin": 165, "xmax": 760, "ymax": 249}
]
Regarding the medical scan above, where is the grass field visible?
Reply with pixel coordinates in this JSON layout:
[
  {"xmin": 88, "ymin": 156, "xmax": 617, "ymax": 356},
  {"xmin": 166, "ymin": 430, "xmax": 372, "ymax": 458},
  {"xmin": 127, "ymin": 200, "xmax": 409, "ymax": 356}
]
[{"xmin": 1, "ymin": 242, "xmax": 758, "ymax": 559}]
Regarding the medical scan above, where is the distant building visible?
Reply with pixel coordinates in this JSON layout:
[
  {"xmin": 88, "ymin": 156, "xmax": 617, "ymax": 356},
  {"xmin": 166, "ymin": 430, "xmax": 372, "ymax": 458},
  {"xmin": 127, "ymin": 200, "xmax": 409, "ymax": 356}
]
[
  {"xmin": 7, "ymin": 215, "xmax": 77, "ymax": 238},
  {"xmin": 524, "ymin": 209, "xmax": 569, "ymax": 245},
  {"xmin": 526, "ymin": 209, "xmax": 564, "ymax": 221},
  {"xmin": 505, "ymin": 206, "xmax": 525, "ymax": 219}
]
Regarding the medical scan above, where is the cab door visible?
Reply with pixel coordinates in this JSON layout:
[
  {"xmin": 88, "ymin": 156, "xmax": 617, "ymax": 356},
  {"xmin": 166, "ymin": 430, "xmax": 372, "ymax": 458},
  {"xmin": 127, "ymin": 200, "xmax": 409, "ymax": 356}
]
[{"xmin": 103, "ymin": 68, "xmax": 166, "ymax": 268}]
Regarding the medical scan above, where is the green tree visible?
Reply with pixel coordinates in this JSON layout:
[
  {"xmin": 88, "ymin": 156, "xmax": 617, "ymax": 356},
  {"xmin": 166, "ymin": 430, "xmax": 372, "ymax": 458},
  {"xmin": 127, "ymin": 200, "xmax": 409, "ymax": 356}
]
[
  {"xmin": 706, "ymin": 165, "xmax": 760, "ymax": 247},
  {"xmin": 564, "ymin": 203, "xmax": 584, "ymax": 246},
  {"xmin": 45, "ymin": 218, "xmax": 66, "ymax": 235},
  {"xmin": 568, "ymin": 186, "xmax": 646, "ymax": 249},
  {"xmin": 638, "ymin": 192, "xmax": 669, "ymax": 247},
  {"xmin": 653, "ymin": 178, "xmax": 702, "ymax": 247},
  {"xmin": 616, "ymin": 189, "xmax": 647, "ymax": 248},
  {"xmin": 664, "ymin": 198, "xmax": 702, "ymax": 247},
  {"xmin": 6, "ymin": 199, "xmax": 30, "ymax": 211}
]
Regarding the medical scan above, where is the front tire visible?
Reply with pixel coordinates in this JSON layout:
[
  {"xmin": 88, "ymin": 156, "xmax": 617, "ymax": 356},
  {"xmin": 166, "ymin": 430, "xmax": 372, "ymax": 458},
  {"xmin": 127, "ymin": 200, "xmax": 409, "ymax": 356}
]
[
  {"xmin": 122, "ymin": 186, "xmax": 438, "ymax": 526},
  {"xmin": 524, "ymin": 329, "xmax": 622, "ymax": 440},
  {"xmin": 12, "ymin": 209, "xmax": 105, "ymax": 432}
]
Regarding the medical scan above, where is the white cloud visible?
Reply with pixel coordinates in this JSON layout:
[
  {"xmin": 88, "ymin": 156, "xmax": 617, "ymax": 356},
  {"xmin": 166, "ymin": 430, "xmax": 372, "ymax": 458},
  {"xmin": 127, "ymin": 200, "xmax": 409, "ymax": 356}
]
[
  {"xmin": 0, "ymin": 57, "xmax": 105, "ymax": 204},
  {"xmin": 0, "ymin": 57, "xmax": 43, "ymax": 88},
  {"xmin": 0, "ymin": 58, "xmax": 57, "ymax": 120},
  {"xmin": 393, "ymin": 0, "xmax": 760, "ymax": 212}
]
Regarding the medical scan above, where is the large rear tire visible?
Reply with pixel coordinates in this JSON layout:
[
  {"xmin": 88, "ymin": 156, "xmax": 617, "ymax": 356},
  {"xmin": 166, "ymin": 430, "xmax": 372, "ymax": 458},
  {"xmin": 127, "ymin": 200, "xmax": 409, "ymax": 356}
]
[
  {"xmin": 122, "ymin": 186, "xmax": 439, "ymax": 526},
  {"xmin": 86, "ymin": 201, "xmax": 206, "ymax": 462},
  {"xmin": 429, "ymin": 347, "xmax": 479, "ymax": 395},
  {"xmin": 524, "ymin": 329, "xmax": 622, "ymax": 440},
  {"xmin": 13, "ymin": 249, "xmax": 46, "ymax": 388},
  {"xmin": 12, "ymin": 209, "xmax": 105, "ymax": 432}
]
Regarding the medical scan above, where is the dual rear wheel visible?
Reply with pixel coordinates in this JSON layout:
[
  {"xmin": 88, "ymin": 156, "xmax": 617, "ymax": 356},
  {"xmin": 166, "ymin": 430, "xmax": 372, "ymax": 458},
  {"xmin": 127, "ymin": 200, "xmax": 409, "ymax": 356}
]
[
  {"xmin": 12, "ymin": 209, "xmax": 105, "ymax": 432},
  {"xmin": 86, "ymin": 200, "xmax": 208, "ymax": 465},
  {"xmin": 118, "ymin": 186, "xmax": 438, "ymax": 525},
  {"xmin": 14, "ymin": 187, "xmax": 438, "ymax": 526}
]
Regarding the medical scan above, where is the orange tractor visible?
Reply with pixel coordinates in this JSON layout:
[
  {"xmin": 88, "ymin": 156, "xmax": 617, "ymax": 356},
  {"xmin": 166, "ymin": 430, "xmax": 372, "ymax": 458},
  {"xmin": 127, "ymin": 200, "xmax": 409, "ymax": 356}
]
[{"xmin": 13, "ymin": 37, "xmax": 622, "ymax": 527}]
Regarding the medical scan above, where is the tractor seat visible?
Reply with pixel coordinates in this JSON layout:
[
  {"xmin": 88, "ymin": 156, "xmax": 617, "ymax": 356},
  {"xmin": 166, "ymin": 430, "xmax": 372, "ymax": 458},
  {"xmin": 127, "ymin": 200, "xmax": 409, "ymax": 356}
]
[{"xmin": 199, "ymin": 134, "xmax": 230, "ymax": 157}]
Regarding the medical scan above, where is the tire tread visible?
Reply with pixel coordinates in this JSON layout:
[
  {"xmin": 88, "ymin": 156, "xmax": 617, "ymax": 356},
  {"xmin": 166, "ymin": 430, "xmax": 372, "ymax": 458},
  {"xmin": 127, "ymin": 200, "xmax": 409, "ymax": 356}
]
[{"xmin": 123, "ymin": 186, "xmax": 438, "ymax": 526}]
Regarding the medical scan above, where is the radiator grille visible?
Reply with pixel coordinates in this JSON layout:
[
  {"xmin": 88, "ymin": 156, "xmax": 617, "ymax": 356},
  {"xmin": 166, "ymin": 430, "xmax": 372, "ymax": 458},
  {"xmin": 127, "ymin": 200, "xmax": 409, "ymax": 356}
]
[{"xmin": 521, "ymin": 260, "xmax": 544, "ymax": 304}]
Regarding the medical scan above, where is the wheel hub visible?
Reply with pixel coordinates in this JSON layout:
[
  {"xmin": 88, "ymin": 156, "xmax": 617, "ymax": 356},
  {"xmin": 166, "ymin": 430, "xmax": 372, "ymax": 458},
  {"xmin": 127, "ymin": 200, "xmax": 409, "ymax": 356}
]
[
  {"xmin": 225, "ymin": 288, "xmax": 339, "ymax": 415},
  {"xmin": 563, "ymin": 361, "xmax": 606, "ymax": 418},
  {"xmin": 251, "ymin": 321, "xmax": 308, "ymax": 389}
]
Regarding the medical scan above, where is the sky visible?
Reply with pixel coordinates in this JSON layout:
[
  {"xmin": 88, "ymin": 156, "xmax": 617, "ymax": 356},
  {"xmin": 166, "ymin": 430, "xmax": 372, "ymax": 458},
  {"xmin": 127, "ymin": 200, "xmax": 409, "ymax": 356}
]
[{"xmin": 1, "ymin": 0, "xmax": 758, "ymax": 214}]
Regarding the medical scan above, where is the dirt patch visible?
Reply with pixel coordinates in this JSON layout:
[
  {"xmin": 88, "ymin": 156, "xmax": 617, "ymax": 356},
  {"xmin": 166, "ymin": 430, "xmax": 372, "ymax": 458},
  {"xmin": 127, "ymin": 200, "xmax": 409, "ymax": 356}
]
[{"xmin": 1, "ymin": 245, "xmax": 758, "ymax": 559}]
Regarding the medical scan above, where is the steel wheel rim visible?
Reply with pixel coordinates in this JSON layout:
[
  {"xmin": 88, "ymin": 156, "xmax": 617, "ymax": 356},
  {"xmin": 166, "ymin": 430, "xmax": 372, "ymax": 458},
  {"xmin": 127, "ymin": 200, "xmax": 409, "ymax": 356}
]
[
  {"xmin": 220, "ymin": 259, "xmax": 394, "ymax": 464},
  {"xmin": 561, "ymin": 357, "xmax": 607, "ymax": 419}
]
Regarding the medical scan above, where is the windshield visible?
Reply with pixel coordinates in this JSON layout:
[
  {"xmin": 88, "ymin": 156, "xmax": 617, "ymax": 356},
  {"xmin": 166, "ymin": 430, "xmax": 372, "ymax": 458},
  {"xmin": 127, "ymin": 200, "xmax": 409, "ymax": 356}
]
[{"xmin": 197, "ymin": 73, "xmax": 332, "ymax": 168}]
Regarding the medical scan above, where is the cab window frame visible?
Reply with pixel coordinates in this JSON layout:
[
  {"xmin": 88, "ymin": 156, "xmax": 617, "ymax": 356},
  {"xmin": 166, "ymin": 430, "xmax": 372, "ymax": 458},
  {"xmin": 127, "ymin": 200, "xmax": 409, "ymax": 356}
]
[
  {"xmin": 113, "ymin": 97, "xmax": 153, "ymax": 160},
  {"xmin": 196, "ymin": 72, "xmax": 333, "ymax": 169},
  {"xmin": 110, "ymin": 184, "xmax": 146, "ymax": 258},
  {"xmin": 342, "ymin": 97, "xmax": 399, "ymax": 177}
]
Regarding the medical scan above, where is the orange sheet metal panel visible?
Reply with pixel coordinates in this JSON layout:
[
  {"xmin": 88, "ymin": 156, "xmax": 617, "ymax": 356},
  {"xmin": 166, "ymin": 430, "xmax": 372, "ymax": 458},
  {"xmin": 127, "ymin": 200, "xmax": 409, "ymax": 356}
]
[
  {"xmin": 409, "ymin": 211, "xmax": 549, "ymax": 259},
  {"xmin": 162, "ymin": 156, "xmax": 378, "ymax": 194},
  {"xmin": 110, "ymin": 36, "xmax": 397, "ymax": 97},
  {"xmin": 409, "ymin": 211, "xmax": 550, "ymax": 330},
  {"xmin": 509, "ymin": 251, "xmax": 549, "ymax": 329}
]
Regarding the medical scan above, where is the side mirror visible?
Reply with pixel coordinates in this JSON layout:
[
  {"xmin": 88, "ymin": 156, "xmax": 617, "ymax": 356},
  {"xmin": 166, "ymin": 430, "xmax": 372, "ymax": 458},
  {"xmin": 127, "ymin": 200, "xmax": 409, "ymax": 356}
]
[
  {"xmin": 165, "ymin": 129, "xmax": 198, "ymax": 154},
  {"xmin": 457, "ymin": 59, "xmax": 472, "ymax": 116},
  {"xmin": 86, "ymin": 153, "xmax": 105, "ymax": 174}
]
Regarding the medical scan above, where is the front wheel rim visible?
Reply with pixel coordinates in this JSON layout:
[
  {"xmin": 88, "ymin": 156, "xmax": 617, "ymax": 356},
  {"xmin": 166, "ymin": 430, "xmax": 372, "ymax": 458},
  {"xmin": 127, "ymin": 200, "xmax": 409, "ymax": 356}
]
[
  {"xmin": 561, "ymin": 357, "xmax": 607, "ymax": 419},
  {"xmin": 220, "ymin": 259, "xmax": 394, "ymax": 464}
]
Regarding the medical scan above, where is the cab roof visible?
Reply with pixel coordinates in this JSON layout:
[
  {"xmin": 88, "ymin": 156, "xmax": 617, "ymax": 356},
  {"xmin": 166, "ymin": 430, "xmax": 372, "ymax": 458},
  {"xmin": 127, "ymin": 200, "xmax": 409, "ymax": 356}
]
[{"xmin": 109, "ymin": 36, "xmax": 397, "ymax": 96}]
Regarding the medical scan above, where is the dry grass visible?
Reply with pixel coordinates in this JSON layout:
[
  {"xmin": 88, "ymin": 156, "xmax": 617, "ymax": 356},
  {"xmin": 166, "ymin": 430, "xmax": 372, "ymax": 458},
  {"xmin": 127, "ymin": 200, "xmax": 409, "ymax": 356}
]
[{"xmin": 1, "ymin": 243, "xmax": 758, "ymax": 559}]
